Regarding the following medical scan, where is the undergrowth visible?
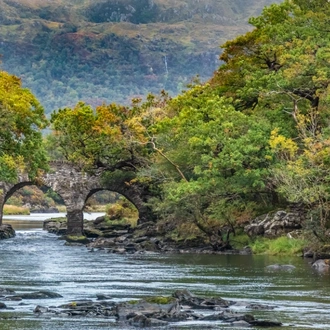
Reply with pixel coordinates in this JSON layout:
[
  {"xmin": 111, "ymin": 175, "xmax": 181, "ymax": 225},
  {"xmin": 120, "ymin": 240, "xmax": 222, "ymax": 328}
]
[{"xmin": 250, "ymin": 236, "xmax": 306, "ymax": 256}]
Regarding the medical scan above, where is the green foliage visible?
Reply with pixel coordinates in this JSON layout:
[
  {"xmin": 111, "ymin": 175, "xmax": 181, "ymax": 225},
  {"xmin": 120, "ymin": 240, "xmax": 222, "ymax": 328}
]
[
  {"xmin": 106, "ymin": 197, "xmax": 138, "ymax": 224},
  {"xmin": 49, "ymin": 101, "xmax": 151, "ymax": 172},
  {"xmin": 251, "ymin": 236, "xmax": 306, "ymax": 255},
  {"xmin": 151, "ymin": 83, "xmax": 274, "ymax": 242},
  {"xmin": 229, "ymin": 233, "xmax": 251, "ymax": 250},
  {"xmin": 6, "ymin": 196, "xmax": 22, "ymax": 207}
]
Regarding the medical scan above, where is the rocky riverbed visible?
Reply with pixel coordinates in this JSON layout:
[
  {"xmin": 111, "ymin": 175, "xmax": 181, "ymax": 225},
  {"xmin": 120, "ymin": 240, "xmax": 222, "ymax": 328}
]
[{"xmin": 0, "ymin": 287, "xmax": 282, "ymax": 328}]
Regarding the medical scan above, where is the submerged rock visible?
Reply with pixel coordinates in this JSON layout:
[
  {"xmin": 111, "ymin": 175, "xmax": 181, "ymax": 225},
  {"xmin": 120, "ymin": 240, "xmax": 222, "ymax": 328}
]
[
  {"xmin": 246, "ymin": 303, "xmax": 275, "ymax": 310},
  {"xmin": 266, "ymin": 264, "xmax": 296, "ymax": 271},
  {"xmin": 128, "ymin": 314, "xmax": 169, "ymax": 327},
  {"xmin": 9, "ymin": 290, "xmax": 62, "ymax": 300},
  {"xmin": 65, "ymin": 235, "xmax": 90, "ymax": 245},
  {"xmin": 0, "ymin": 287, "xmax": 15, "ymax": 295},
  {"xmin": 250, "ymin": 320, "xmax": 283, "ymax": 327}
]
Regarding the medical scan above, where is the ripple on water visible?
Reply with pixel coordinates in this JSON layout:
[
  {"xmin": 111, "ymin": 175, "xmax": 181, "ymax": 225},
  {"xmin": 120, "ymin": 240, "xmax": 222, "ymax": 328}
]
[{"xmin": 0, "ymin": 228, "xmax": 330, "ymax": 330}]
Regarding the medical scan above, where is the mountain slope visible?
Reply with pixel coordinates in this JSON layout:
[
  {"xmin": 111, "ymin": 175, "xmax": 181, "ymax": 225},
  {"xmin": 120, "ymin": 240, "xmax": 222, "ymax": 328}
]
[{"xmin": 0, "ymin": 0, "xmax": 280, "ymax": 113}]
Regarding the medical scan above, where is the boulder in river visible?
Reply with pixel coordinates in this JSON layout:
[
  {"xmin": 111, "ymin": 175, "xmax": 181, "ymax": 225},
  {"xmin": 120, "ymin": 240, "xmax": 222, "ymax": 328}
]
[
  {"xmin": 312, "ymin": 259, "xmax": 330, "ymax": 270},
  {"xmin": 173, "ymin": 289, "xmax": 232, "ymax": 308},
  {"xmin": 0, "ymin": 224, "xmax": 15, "ymax": 240},
  {"xmin": 0, "ymin": 302, "xmax": 7, "ymax": 309},
  {"xmin": 266, "ymin": 264, "xmax": 296, "ymax": 271}
]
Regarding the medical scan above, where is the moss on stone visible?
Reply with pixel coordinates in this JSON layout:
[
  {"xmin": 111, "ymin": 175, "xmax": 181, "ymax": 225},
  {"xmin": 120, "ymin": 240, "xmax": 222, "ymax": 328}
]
[
  {"xmin": 145, "ymin": 296, "xmax": 176, "ymax": 304},
  {"xmin": 128, "ymin": 300, "xmax": 140, "ymax": 305},
  {"xmin": 65, "ymin": 235, "xmax": 90, "ymax": 244},
  {"xmin": 47, "ymin": 217, "xmax": 67, "ymax": 223}
]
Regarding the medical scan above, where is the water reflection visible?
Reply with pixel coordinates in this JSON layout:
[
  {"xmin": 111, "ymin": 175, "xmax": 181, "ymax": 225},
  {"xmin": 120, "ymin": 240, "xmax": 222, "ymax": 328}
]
[{"xmin": 3, "ymin": 212, "xmax": 105, "ymax": 230}]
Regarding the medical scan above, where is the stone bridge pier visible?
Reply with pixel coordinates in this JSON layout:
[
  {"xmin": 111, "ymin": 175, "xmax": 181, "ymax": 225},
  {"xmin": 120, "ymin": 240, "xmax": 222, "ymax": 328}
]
[{"xmin": 39, "ymin": 163, "xmax": 104, "ymax": 235}]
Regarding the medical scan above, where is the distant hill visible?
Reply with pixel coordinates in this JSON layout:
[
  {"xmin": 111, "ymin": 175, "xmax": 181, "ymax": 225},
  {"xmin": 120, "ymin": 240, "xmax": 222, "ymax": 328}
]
[{"xmin": 0, "ymin": 0, "xmax": 280, "ymax": 113}]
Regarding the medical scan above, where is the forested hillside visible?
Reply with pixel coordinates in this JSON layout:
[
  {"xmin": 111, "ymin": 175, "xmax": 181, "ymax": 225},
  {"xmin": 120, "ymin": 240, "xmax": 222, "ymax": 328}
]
[{"xmin": 0, "ymin": 0, "xmax": 279, "ymax": 113}]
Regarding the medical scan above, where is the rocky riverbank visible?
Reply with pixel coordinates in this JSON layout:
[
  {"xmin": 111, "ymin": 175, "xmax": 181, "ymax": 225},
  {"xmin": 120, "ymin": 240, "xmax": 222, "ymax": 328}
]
[
  {"xmin": 42, "ymin": 214, "xmax": 330, "ymax": 271},
  {"xmin": 43, "ymin": 216, "xmax": 252, "ymax": 255},
  {"xmin": 0, "ymin": 287, "xmax": 282, "ymax": 328}
]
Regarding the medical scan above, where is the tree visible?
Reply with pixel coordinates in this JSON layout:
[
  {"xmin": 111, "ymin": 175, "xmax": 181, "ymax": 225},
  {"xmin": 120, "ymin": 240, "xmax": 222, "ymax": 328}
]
[
  {"xmin": 49, "ymin": 100, "xmax": 155, "ymax": 171},
  {"xmin": 0, "ymin": 71, "xmax": 48, "ymax": 182},
  {"xmin": 150, "ymin": 84, "xmax": 274, "ymax": 249},
  {"xmin": 211, "ymin": 0, "xmax": 330, "ymax": 132}
]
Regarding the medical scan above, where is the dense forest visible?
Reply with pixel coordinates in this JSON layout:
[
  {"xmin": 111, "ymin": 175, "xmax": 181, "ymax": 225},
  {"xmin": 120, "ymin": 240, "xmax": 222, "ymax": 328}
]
[
  {"xmin": 0, "ymin": 0, "xmax": 278, "ymax": 113},
  {"xmin": 1, "ymin": 0, "xmax": 330, "ymax": 252}
]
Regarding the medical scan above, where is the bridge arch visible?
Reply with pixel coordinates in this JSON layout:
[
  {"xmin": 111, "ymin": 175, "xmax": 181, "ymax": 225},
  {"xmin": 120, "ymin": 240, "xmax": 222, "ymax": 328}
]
[{"xmin": 0, "ymin": 161, "xmax": 156, "ymax": 236}]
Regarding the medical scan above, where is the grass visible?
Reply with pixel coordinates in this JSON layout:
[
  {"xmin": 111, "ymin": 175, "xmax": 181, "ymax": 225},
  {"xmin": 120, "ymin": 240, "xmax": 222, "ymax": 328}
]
[
  {"xmin": 250, "ymin": 236, "xmax": 306, "ymax": 256},
  {"xmin": 3, "ymin": 205, "xmax": 30, "ymax": 215}
]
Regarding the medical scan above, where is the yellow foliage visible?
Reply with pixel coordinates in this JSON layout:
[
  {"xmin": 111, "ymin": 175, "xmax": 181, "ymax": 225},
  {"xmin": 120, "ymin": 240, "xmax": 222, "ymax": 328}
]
[{"xmin": 269, "ymin": 128, "xmax": 298, "ymax": 160}]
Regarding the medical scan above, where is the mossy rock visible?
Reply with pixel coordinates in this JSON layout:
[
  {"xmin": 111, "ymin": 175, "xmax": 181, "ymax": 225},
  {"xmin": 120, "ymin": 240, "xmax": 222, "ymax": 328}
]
[
  {"xmin": 65, "ymin": 235, "xmax": 90, "ymax": 244},
  {"xmin": 128, "ymin": 300, "xmax": 140, "ymax": 305},
  {"xmin": 83, "ymin": 228, "xmax": 103, "ymax": 238},
  {"xmin": 145, "ymin": 296, "xmax": 176, "ymax": 305},
  {"xmin": 44, "ymin": 217, "xmax": 66, "ymax": 224}
]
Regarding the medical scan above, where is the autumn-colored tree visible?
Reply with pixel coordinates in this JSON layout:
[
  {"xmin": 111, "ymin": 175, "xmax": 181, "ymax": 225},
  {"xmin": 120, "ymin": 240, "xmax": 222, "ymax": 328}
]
[
  {"xmin": 0, "ymin": 71, "xmax": 48, "ymax": 182},
  {"xmin": 49, "ymin": 92, "xmax": 171, "ymax": 172},
  {"xmin": 48, "ymin": 94, "xmax": 172, "ymax": 222}
]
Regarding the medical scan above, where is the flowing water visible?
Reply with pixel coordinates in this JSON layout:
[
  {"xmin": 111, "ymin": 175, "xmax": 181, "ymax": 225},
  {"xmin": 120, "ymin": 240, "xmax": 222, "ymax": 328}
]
[{"xmin": 1, "ymin": 214, "xmax": 330, "ymax": 330}]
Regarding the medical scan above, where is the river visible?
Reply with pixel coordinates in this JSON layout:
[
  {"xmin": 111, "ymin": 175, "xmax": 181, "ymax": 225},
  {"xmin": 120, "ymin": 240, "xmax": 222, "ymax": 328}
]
[{"xmin": 1, "ymin": 214, "xmax": 330, "ymax": 329}]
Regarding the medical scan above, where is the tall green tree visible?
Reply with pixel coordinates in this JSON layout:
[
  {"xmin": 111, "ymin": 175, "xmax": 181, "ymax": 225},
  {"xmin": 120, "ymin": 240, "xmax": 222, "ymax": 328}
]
[{"xmin": 150, "ymin": 84, "xmax": 274, "ymax": 249}]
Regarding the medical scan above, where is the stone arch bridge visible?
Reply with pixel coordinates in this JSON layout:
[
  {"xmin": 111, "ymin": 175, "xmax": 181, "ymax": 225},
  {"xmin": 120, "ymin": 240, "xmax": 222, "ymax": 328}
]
[{"xmin": 0, "ymin": 161, "xmax": 153, "ymax": 235}]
